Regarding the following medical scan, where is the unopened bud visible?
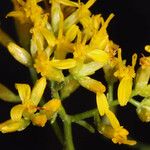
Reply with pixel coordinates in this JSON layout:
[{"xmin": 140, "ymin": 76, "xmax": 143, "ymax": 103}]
[
  {"xmin": 7, "ymin": 42, "xmax": 32, "ymax": 67},
  {"xmin": 136, "ymin": 98, "xmax": 150, "ymax": 122}
]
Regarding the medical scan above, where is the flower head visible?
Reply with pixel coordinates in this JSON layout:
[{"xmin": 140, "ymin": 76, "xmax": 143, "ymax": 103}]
[
  {"xmin": 99, "ymin": 110, "xmax": 136, "ymax": 145},
  {"xmin": 114, "ymin": 49, "xmax": 137, "ymax": 106}
]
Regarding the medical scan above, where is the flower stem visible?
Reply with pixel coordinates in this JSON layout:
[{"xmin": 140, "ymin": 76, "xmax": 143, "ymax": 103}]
[
  {"xmin": 51, "ymin": 121, "xmax": 64, "ymax": 145},
  {"xmin": 59, "ymin": 106, "xmax": 74, "ymax": 150},
  {"xmin": 108, "ymin": 83, "xmax": 114, "ymax": 103},
  {"xmin": 0, "ymin": 28, "xmax": 14, "ymax": 47},
  {"xmin": 51, "ymin": 81, "xmax": 75, "ymax": 150},
  {"xmin": 71, "ymin": 109, "xmax": 98, "ymax": 122},
  {"xmin": 129, "ymin": 98, "xmax": 140, "ymax": 107}
]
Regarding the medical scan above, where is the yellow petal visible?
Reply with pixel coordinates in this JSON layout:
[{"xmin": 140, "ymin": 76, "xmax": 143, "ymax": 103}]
[
  {"xmin": 65, "ymin": 24, "xmax": 79, "ymax": 42},
  {"xmin": 145, "ymin": 45, "xmax": 150, "ymax": 53},
  {"xmin": 105, "ymin": 110, "xmax": 120, "ymax": 129},
  {"xmin": 0, "ymin": 83, "xmax": 20, "ymax": 102},
  {"xmin": 6, "ymin": 11, "xmax": 25, "ymax": 19},
  {"xmin": 84, "ymin": 0, "xmax": 96, "ymax": 9},
  {"xmin": 31, "ymin": 77, "xmax": 46, "ymax": 106},
  {"xmin": 7, "ymin": 42, "xmax": 32, "ymax": 67},
  {"xmin": 43, "ymin": 99, "xmax": 61, "ymax": 119},
  {"xmin": 87, "ymin": 49, "xmax": 109, "ymax": 64},
  {"xmin": 51, "ymin": 59, "xmax": 76, "ymax": 69},
  {"xmin": 96, "ymin": 93, "xmax": 109, "ymax": 116},
  {"xmin": 32, "ymin": 113, "xmax": 47, "ymax": 127},
  {"xmin": 10, "ymin": 104, "xmax": 25, "ymax": 121},
  {"xmin": 0, "ymin": 119, "xmax": 30, "ymax": 133},
  {"xmin": 78, "ymin": 76, "xmax": 106, "ymax": 93},
  {"xmin": 40, "ymin": 27, "xmax": 56, "ymax": 47},
  {"xmin": 118, "ymin": 76, "xmax": 132, "ymax": 106},
  {"xmin": 15, "ymin": 84, "xmax": 31, "ymax": 104},
  {"xmin": 57, "ymin": 0, "xmax": 79, "ymax": 7}
]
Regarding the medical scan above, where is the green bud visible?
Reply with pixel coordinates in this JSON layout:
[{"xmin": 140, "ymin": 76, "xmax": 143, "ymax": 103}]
[
  {"xmin": 136, "ymin": 98, "xmax": 150, "ymax": 122},
  {"xmin": 7, "ymin": 42, "xmax": 32, "ymax": 67},
  {"xmin": 60, "ymin": 75, "xmax": 80, "ymax": 99},
  {"xmin": 135, "ymin": 67, "xmax": 150, "ymax": 97},
  {"xmin": 103, "ymin": 64, "xmax": 118, "ymax": 84},
  {"xmin": 0, "ymin": 83, "xmax": 20, "ymax": 103}
]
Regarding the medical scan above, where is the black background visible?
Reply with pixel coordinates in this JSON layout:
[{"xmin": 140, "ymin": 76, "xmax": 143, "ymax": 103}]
[{"xmin": 0, "ymin": 0, "xmax": 150, "ymax": 150}]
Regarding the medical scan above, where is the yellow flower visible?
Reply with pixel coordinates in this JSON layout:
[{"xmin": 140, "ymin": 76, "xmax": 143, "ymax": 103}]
[
  {"xmin": 0, "ymin": 77, "xmax": 62, "ymax": 132},
  {"xmin": 114, "ymin": 49, "xmax": 137, "ymax": 106},
  {"xmin": 89, "ymin": 13, "xmax": 114, "ymax": 50},
  {"xmin": 0, "ymin": 77, "xmax": 46, "ymax": 133},
  {"xmin": 34, "ymin": 50, "xmax": 76, "ymax": 82},
  {"xmin": 99, "ymin": 110, "xmax": 136, "ymax": 145},
  {"xmin": 7, "ymin": 0, "xmax": 43, "ymax": 24},
  {"xmin": 100, "ymin": 124, "xmax": 136, "ymax": 145},
  {"xmin": 11, "ymin": 77, "xmax": 46, "ymax": 120}
]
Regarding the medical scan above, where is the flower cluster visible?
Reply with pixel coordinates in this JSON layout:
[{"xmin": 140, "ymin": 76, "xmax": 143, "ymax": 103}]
[{"xmin": 0, "ymin": 0, "xmax": 150, "ymax": 149}]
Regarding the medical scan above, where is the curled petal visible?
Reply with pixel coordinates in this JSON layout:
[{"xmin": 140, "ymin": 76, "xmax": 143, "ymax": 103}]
[
  {"xmin": 10, "ymin": 104, "xmax": 25, "ymax": 121},
  {"xmin": 118, "ymin": 77, "xmax": 132, "ymax": 106}
]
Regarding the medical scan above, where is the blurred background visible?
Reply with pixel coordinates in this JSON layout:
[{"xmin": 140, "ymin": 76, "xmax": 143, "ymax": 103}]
[{"xmin": 0, "ymin": 0, "xmax": 150, "ymax": 150}]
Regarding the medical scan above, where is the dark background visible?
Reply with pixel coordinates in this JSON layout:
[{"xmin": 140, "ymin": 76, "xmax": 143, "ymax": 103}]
[{"xmin": 0, "ymin": 0, "xmax": 150, "ymax": 150}]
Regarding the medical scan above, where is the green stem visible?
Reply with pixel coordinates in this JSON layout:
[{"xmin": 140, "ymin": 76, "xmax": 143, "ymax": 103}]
[
  {"xmin": 129, "ymin": 98, "xmax": 140, "ymax": 107},
  {"xmin": 108, "ymin": 83, "xmax": 113, "ymax": 103},
  {"xmin": 51, "ymin": 121, "xmax": 64, "ymax": 145},
  {"xmin": 59, "ymin": 106, "xmax": 74, "ymax": 150},
  {"xmin": 0, "ymin": 28, "xmax": 14, "ymax": 47},
  {"xmin": 51, "ymin": 81, "xmax": 75, "ymax": 150},
  {"xmin": 71, "ymin": 109, "xmax": 98, "ymax": 122},
  {"xmin": 29, "ymin": 67, "xmax": 38, "ymax": 84},
  {"xmin": 110, "ymin": 100, "xmax": 119, "ymax": 106}
]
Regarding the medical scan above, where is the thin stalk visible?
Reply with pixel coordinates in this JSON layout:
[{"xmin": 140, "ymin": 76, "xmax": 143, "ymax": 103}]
[
  {"xmin": 51, "ymin": 81, "xmax": 75, "ymax": 150},
  {"xmin": 71, "ymin": 109, "xmax": 98, "ymax": 122},
  {"xmin": 59, "ymin": 106, "xmax": 74, "ymax": 150},
  {"xmin": 0, "ymin": 28, "xmax": 14, "ymax": 47},
  {"xmin": 29, "ymin": 67, "xmax": 38, "ymax": 84},
  {"xmin": 129, "ymin": 98, "xmax": 140, "ymax": 107},
  {"xmin": 51, "ymin": 121, "xmax": 64, "ymax": 145},
  {"xmin": 108, "ymin": 83, "xmax": 113, "ymax": 103}
]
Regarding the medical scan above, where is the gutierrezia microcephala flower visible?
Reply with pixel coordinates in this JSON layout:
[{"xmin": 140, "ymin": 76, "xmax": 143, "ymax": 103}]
[
  {"xmin": 98, "ymin": 110, "xmax": 136, "ymax": 145},
  {"xmin": 0, "ymin": 77, "xmax": 61, "ymax": 133},
  {"xmin": 114, "ymin": 49, "xmax": 137, "ymax": 106},
  {"xmin": 34, "ymin": 50, "xmax": 76, "ymax": 82}
]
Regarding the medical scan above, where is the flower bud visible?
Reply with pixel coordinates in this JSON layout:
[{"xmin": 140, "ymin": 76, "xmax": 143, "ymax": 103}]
[
  {"xmin": 136, "ymin": 98, "xmax": 150, "ymax": 122},
  {"xmin": 135, "ymin": 67, "xmax": 150, "ymax": 97},
  {"xmin": 7, "ymin": 42, "xmax": 32, "ymax": 67},
  {"xmin": 0, "ymin": 83, "xmax": 20, "ymax": 102}
]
